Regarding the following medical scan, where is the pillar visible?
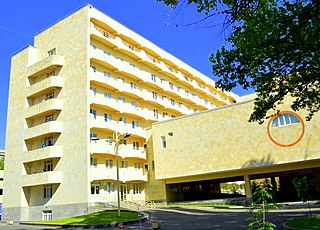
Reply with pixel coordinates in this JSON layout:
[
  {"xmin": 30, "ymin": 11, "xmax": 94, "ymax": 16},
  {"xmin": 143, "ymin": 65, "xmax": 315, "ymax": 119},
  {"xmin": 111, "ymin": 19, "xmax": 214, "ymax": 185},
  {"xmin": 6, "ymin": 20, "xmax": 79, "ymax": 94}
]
[{"xmin": 244, "ymin": 175, "xmax": 252, "ymax": 203}]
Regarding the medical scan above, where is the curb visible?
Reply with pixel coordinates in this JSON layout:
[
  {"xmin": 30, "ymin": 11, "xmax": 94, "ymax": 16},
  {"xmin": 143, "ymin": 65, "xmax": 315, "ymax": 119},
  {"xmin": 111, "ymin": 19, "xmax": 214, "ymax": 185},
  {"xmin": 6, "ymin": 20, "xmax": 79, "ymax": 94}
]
[{"xmin": 283, "ymin": 221, "xmax": 315, "ymax": 230}]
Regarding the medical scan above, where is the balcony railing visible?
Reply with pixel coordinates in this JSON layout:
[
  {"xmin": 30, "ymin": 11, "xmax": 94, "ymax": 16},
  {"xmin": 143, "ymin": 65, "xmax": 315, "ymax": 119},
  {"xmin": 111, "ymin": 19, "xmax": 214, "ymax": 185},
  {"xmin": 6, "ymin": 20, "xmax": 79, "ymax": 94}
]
[
  {"xmin": 22, "ymin": 171, "xmax": 62, "ymax": 187},
  {"xmin": 25, "ymin": 98, "xmax": 63, "ymax": 119},
  {"xmin": 27, "ymin": 55, "xmax": 64, "ymax": 77},
  {"xmin": 24, "ymin": 121, "xmax": 63, "ymax": 140},
  {"xmin": 26, "ymin": 76, "xmax": 63, "ymax": 97},
  {"xmin": 22, "ymin": 146, "xmax": 62, "ymax": 163}
]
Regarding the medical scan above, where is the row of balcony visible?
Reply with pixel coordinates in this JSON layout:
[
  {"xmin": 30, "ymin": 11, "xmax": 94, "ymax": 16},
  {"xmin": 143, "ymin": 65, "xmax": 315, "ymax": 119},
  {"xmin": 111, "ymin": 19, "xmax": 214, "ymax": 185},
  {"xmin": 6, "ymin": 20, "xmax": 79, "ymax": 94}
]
[
  {"xmin": 27, "ymin": 75, "xmax": 63, "ymax": 98},
  {"xmin": 90, "ymin": 24, "xmax": 234, "ymax": 104},
  {"xmin": 90, "ymin": 138, "xmax": 146, "ymax": 159},
  {"xmin": 27, "ymin": 55, "xmax": 64, "ymax": 77},
  {"xmin": 90, "ymin": 166, "xmax": 147, "ymax": 182},
  {"xmin": 90, "ymin": 93, "xmax": 179, "ymax": 123},
  {"xmin": 91, "ymin": 116, "xmax": 147, "ymax": 138},
  {"xmin": 90, "ymin": 68, "xmax": 215, "ymax": 111},
  {"xmin": 21, "ymin": 170, "xmax": 62, "ymax": 187},
  {"xmin": 90, "ymin": 47, "xmax": 222, "ymax": 108}
]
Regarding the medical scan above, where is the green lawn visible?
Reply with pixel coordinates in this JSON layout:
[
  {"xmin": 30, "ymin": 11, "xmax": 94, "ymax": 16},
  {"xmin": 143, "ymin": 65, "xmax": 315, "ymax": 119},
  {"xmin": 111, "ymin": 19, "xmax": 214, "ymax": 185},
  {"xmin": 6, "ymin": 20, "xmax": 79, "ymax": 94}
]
[
  {"xmin": 286, "ymin": 215, "xmax": 320, "ymax": 229},
  {"xmin": 34, "ymin": 210, "xmax": 141, "ymax": 225}
]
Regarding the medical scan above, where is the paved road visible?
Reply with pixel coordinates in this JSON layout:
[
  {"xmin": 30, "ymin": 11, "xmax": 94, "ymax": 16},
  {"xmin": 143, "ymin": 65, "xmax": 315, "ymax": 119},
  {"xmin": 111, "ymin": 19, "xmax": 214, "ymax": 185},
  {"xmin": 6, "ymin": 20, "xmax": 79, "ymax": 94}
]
[{"xmin": 1, "ymin": 206, "xmax": 319, "ymax": 230}]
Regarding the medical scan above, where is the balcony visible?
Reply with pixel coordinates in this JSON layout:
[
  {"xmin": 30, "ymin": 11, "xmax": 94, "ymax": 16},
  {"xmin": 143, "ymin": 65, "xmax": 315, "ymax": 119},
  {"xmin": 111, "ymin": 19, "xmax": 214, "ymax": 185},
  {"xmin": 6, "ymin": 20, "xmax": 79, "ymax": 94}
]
[
  {"xmin": 24, "ymin": 121, "xmax": 63, "ymax": 140},
  {"xmin": 91, "ymin": 166, "xmax": 116, "ymax": 181},
  {"xmin": 90, "ymin": 139, "xmax": 114, "ymax": 154},
  {"xmin": 123, "ymin": 149, "xmax": 146, "ymax": 160},
  {"xmin": 22, "ymin": 146, "xmax": 63, "ymax": 163},
  {"xmin": 90, "ymin": 166, "xmax": 147, "ymax": 182},
  {"xmin": 120, "ymin": 168, "xmax": 147, "ymax": 182},
  {"xmin": 90, "ymin": 116, "xmax": 118, "ymax": 132},
  {"xmin": 22, "ymin": 171, "xmax": 62, "ymax": 187},
  {"xmin": 90, "ymin": 94, "xmax": 120, "ymax": 112},
  {"xmin": 26, "ymin": 76, "xmax": 63, "ymax": 98},
  {"xmin": 25, "ymin": 98, "xmax": 63, "ymax": 118},
  {"xmin": 27, "ymin": 55, "xmax": 64, "ymax": 77}
]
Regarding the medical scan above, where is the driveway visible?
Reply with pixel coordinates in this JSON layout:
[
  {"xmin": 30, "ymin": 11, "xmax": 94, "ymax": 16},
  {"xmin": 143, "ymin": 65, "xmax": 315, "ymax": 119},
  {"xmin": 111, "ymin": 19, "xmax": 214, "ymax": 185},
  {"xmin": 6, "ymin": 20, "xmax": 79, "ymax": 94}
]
[{"xmin": 1, "ymin": 206, "xmax": 319, "ymax": 229}]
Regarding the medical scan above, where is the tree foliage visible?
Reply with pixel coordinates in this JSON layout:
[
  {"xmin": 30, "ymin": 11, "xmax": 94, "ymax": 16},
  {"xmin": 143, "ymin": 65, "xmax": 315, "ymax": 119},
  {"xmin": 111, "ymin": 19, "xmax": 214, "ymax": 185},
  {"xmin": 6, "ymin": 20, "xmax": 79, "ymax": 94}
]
[
  {"xmin": 292, "ymin": 176, "xmax": 313, "ymax": 217},
  {"xmin": 158, "ymin": 0, "xmax": 320, "ymax": 123},
  {"xmin": 247, "ymin": 180, "xmax": 277, "ymax": 230}
]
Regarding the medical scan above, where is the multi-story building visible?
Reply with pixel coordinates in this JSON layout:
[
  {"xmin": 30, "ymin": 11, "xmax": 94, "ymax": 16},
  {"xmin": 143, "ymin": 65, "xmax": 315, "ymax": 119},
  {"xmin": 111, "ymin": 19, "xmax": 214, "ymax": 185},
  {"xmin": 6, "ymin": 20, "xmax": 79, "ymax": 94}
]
[
  {"xmin": 3, "ymin": 5, "xmax": 238, "ymax": 221},
  {"xmin": 0, "ymin": 149, "xmax": 4, "ymax": 218}
]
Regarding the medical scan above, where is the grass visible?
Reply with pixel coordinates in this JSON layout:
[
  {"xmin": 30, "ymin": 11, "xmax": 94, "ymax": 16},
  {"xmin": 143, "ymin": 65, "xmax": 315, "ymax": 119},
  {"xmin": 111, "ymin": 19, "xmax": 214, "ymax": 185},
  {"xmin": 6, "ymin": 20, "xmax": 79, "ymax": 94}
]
[
  {"xmin": 33, "ymin": 210, "xmax": 141, "ymax": 225},
  {"xmin": 286, "ymin": 215, "xmax": 320, "ymax": 229}
]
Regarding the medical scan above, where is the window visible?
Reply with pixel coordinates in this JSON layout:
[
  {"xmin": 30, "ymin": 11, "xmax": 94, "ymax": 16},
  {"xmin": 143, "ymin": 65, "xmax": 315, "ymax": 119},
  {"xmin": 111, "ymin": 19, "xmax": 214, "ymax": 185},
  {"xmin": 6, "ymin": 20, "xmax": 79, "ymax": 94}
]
[
  {"xmin": 170, "ymin": 98, "xmax": 175, "ymax": 106},
  {"xmin": 90, "ymin": 65, "xmax": 96, "ymax": 72},
  {"xmin": 104, "ymin": 182, "xmax": 114, "ymax": 193},
  {"xmin": 163, "ymin": 112, "xmax": 168, "ymax": 117},
  {"xmin": 121, "ymin": 161, "xmax": 128, "ymax": 168},
  {"xmin": 194, "ymin": 108, "xmax": 198, "ymax": 112},
  {"xmin": 105, "ymin": 159, "xmax": 113, "ymax": 168},
  {"xmin": 169, "ymin": 82, "xmax": 173, "ymax": 90},
  {"xmin": 120, "ymin": 139, "xmax": 127, "ymax": 145},
  {"xmin": 44, "ymin": 160, "xmax": 53, "ymax": 172},
  {"xmin": 90, "ymin": 133, "xmax": 97, "ymax": 140},
  {"xmin": 90, "ymin": 157, "xmax": 97, "ymax": 167},
  {"xmin": 151, "ymin": 74, "xmax": 156, "ymax": 82},
  {"xmin": 153, "ymin": 109, "xmax": 158, "ymax": 119},
  {"xmin": 134, "ymin": 162, "xmax": 141, "ymax": 169},
  {"xmin": 90, "ymin": 109, "xmax": 96, "ymax": 119},
  {"xmin": 130, "ymin": 82, "xmax": 137, "ymax": 89},
  {"xmin": 177, "ymin": 86, "xmax": 181, "ymax": 92},
  {"xmin": 104, "ymin": 71, "xmax": 111, "ymax": 78},
  {"xmin": 91, "ymin": 44, "xmax": 96, "ymax": 49},
  {"xmin": 46, "ymin": 92, "xmax": 55, "ymax": 100},
  {"xmin": 172, "ymin": 115, "xmax": 176, "ymax": 118},
  {"xmin": 162, "ymin": 95, "xmax": 167, "ymax": 100},
  {"xmin": 119, "ymin": 117, "xmax": 126, "ymax": 125},
  {"xmin": 271, "ymin": 113, "xmax": 300, "ymax": 128},
  {"xmin": 48, "ymin": 48, "xmax": 56, "ymax": 57},
  {"xmin": 104, "ymin": 113, "xmax": 112, "ymax": 122},
  {"xmin": 42, "ymin": 210, "xmax": 52, "ymax": 221},
  {"xmin": 161, "ymin": 78, "xmax": 166, "ymax": 83},
  {"xmin": 131, "ymin": 101, "xmax": 138, "ymax": 109},
  {"xmin": 43, "ymin": 136, "xmax": 54, "ymax": 147},
  {"xmin": 46, "ymin": 71, "xmax": 56, "ymax": 77},
  {"xmin": 133, "ymin": 183, "xmax": 141, "ymax": 194},
  {"xmin": 0, "ymin": 189, "xmax": 2, "ymax": 195},
  {"xmin": 118, "ymin": 96, "xmax": 125, "ymax": 103},
  {"xmin": 43, "ymin": 185, "xmax": 53, "ymax": 198},
  {"xmin": 178, "ymin": 102, "xmax": 182, "ymax": 107},
  {"xmin": 91, "ymin": 184, "xmax": 100, "ymax": 194},
  {"xmin": 161, "ymin": 136, "xmax": 167, "ymax": 148},
  {"xmin": 152, "ymin": 160, "xmax": 155, "ymax": 170},
  {"xmin": 104, "ymin": 92, "xmax": 111, "ymax": 100},
  {"xmin": 90, "ymin": 87, "xmax": 96, "ymax": 95},
  {"xmin": 106, "ymin": 136, "xmax": 113, "ymax": 145},
  {"xmin": 130, "ymin": 63, "xmax": 136, "ymax": 68},
  {"xmin": 103, "ymin": 50, "xmax": 110, "ymax": 57},
  {"xmin": 132, "ymin": 121, "xmax": 138, "ymax": 129},
  {"xmin": 45, "ymin": 114, "xmax": 54, "ymax": 122},
  {"xmin": 133, "ymin": 141, "xmax": 139, "ymax": 150},
  {"xmin": 185, "ymin": 90, "xmax": 189, "ymax": 96},
  {"xmin": 152, "ymin": 91, "xmax": 157, "ymax": 100}
]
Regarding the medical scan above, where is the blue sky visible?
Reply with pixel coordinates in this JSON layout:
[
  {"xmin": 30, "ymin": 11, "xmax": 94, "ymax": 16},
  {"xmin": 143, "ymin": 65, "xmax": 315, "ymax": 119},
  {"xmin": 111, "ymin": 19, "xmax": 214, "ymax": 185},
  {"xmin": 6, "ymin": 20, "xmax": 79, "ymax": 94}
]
[{"xmin": 0, "ymin": 1, "xmax": 252, "ymax": 150}]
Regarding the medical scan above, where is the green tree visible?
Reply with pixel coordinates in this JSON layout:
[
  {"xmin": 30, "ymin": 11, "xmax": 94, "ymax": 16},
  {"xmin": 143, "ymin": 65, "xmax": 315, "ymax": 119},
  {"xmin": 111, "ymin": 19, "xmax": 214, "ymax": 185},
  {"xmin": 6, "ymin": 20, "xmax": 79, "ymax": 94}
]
[
  {"xmin": 158, "ymin": 0, "xmax": 320, "ymax": 123},
  {"xmin": 247, "ymin": 181, "xmax": 277, "ymax": 230},
  {"xmin": 292, "ymin": 176, "xmax": 312, "ymax": 217}
]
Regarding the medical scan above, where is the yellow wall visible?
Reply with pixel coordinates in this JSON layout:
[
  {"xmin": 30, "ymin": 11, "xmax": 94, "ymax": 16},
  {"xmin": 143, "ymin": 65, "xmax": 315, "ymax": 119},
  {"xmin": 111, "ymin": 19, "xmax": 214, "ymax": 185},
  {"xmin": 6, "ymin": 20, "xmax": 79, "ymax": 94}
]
[{"xmin": 150, "ymin": 97, "xmax": 320, "ymax": 184}]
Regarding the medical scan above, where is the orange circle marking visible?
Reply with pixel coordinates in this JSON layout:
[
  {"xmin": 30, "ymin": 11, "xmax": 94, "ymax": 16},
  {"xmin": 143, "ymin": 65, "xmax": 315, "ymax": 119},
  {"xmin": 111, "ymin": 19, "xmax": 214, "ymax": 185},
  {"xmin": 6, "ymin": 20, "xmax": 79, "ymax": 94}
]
[{"xmin": 267, "ymin": 111, "xmax": 305, "ymax": 147}]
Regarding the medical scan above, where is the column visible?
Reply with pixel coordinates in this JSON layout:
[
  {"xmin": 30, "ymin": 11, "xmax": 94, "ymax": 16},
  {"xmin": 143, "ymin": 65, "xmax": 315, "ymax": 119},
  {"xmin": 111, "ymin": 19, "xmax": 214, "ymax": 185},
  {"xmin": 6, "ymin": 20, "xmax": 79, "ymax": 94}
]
[{"xmin": 244, "ymin": 175, "xmax": 252, "ymax": 203}]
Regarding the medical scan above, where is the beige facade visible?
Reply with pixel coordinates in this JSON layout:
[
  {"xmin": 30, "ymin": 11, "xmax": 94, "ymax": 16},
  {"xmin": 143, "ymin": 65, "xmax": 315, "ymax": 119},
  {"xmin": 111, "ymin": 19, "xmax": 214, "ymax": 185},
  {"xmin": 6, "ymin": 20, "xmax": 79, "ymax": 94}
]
[
  {"xmin": 147, "ymin": 97, "xmax": 320, "ymax": 202},
  {"xmin": 3, "ymin": 5, "xmax": 237, "ymax": 221},
  {"xmin": 0, "ymin": 150, "xmax": 4, "ymax": 206}
]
